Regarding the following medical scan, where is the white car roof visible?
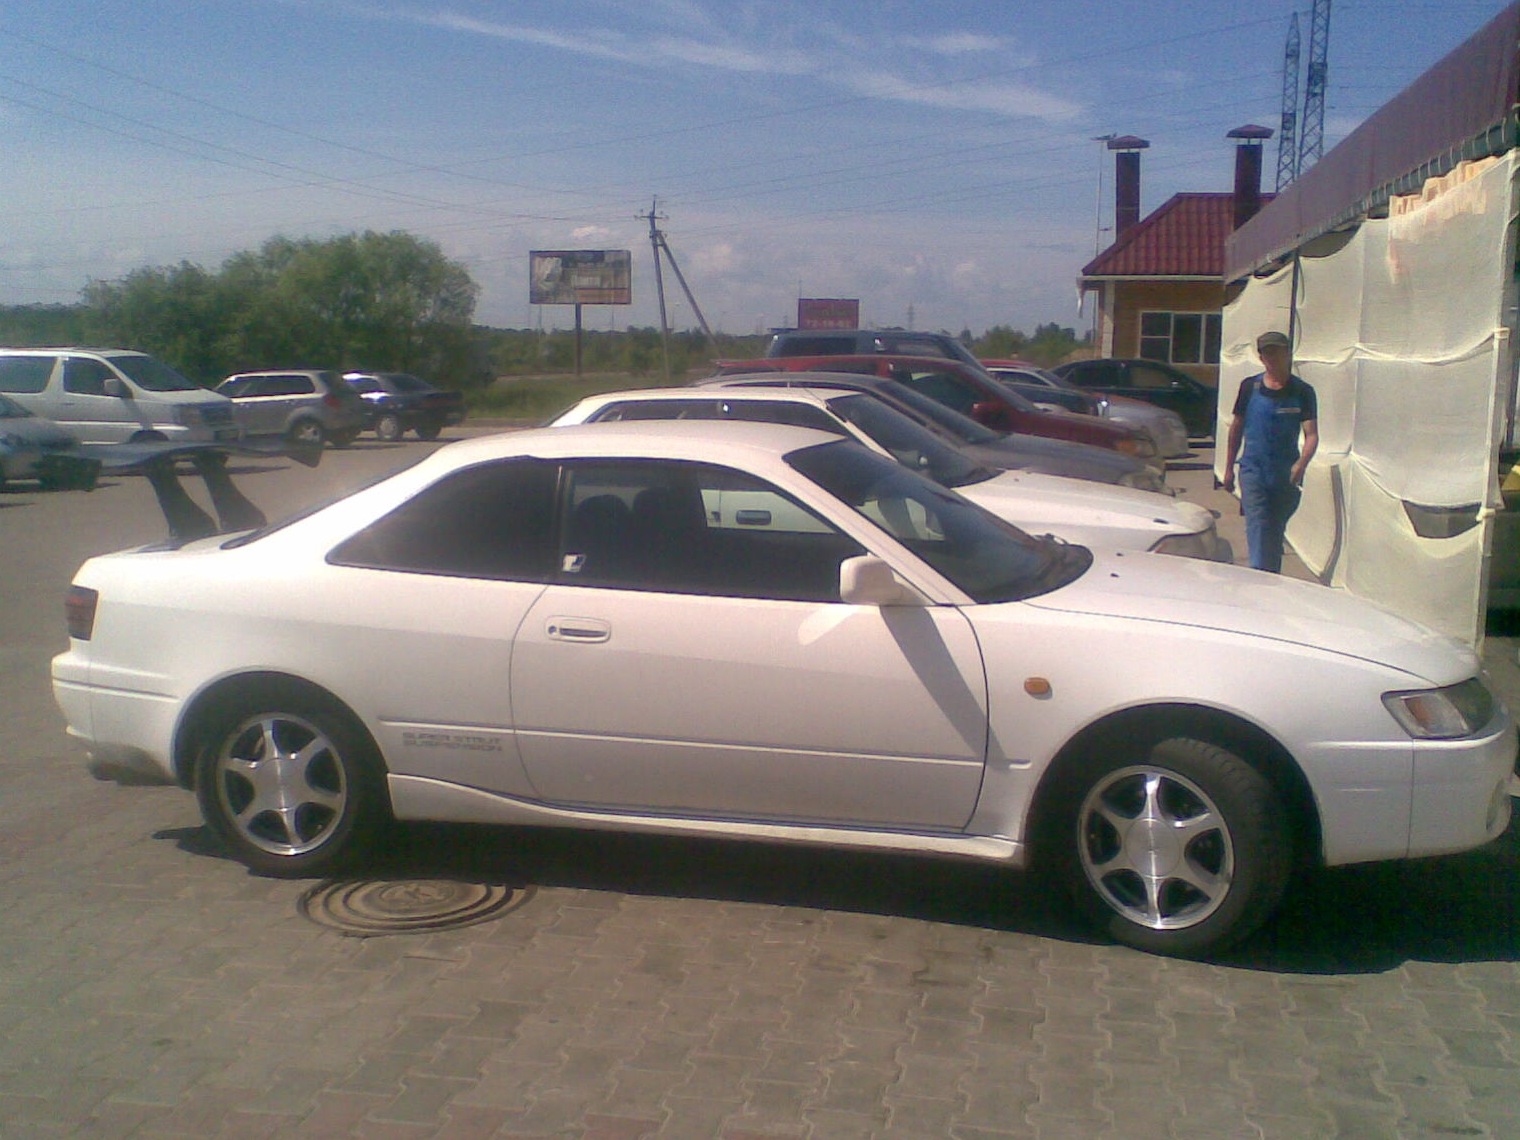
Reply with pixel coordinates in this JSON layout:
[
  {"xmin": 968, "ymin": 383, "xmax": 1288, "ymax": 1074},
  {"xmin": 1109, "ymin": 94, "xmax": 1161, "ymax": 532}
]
[
  {"xmin": 424, "ymin": 419, "xmax": 850, "ymax": 470},
  {"xmin": 562, "ymin": 384, "xmax": 867, "ymax": 416}
]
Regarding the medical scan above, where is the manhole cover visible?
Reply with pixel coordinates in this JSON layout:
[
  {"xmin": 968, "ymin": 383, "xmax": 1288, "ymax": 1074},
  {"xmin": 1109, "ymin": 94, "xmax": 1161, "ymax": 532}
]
[{"xmin": 298, "ymin": 878, "xmax": 534, "ymax": 935}]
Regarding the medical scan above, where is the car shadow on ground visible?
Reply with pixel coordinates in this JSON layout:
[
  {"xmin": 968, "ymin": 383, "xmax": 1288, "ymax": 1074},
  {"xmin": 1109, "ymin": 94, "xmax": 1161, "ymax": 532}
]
[{"xmin": 160, "ymin": 810, "xmax": 1520, "ymax": 972}]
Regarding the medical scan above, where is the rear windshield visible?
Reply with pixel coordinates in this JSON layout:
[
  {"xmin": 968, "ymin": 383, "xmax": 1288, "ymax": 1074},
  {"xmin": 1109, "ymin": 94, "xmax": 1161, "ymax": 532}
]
[{"xmin": 826, "ymin": 394, "xmax": 993, "ymax": 488}]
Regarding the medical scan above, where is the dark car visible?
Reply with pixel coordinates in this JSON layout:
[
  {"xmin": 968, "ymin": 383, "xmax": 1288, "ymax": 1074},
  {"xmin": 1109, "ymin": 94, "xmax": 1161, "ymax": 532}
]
[
  {"xmin": 1053, "ymin": 358, "xmax": 1219, "ymax": 438},
  {"xmin": 702, "ymin": 367, "xmax": 1169, "ymax": 493},
  {"xmin": 981, "ymin": 359, "xmax": 1103, "ymax": 415},
  {"xmin": 722, "ymin": 354, "xmax": 1159, "ymax": 466},
  {"xmin": 765, "ymin": 327, "xmax": 985, "ymax": 370},
  {"xmin": 341, "ymin": 372, "xmax": 466, "ymax": 441}
]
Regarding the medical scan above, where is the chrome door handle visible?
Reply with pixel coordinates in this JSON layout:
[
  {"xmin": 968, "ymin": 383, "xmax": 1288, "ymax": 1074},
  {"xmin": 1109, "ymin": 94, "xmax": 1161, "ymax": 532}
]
[{"xmin": 545, "ymin": 617, "xmax": 611, "ymax": 643}]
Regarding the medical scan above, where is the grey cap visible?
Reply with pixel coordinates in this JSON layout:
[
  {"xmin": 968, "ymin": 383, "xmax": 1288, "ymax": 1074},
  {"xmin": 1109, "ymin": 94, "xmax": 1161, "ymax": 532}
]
[{"xmin": 1256, "ymin": 330, "xmax": 1291, "ymax": 351}]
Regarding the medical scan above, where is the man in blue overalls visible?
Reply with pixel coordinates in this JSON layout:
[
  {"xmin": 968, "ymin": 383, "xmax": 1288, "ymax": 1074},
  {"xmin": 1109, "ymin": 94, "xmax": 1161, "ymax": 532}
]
[{"xmin": 1221, "ymin": 330, "xmax": 1319, "ymax": 572}]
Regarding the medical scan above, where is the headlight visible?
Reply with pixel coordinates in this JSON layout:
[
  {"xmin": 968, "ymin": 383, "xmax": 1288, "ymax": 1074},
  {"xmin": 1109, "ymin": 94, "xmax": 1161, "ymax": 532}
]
[
  {"xmin": 1150, "ymin": 526, "xmax": 1218, "ymax": 561},
  {"xmin": 1117, "ymin": 470, "xmax": 1172, "ymax": 495},
  {"xmin": 1382, "ymin": 677, "xmax": 1496, "ymax": 739},
  {"xmin": 175, "ymin": 406, "xmax": 204, "ymax": 426}
]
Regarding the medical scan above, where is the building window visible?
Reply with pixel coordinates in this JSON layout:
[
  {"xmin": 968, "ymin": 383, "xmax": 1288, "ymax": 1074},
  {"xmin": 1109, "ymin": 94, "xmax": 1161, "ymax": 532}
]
[{"xmin": 1140, "ymin": 311, "xmax": 1222, "ymax": 365}]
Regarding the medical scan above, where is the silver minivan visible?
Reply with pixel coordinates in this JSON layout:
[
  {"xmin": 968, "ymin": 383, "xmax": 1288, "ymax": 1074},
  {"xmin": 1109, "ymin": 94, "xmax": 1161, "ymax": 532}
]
[{"xmin": 0, "ymin": 348, "xmax": 239, "ymax": 444}]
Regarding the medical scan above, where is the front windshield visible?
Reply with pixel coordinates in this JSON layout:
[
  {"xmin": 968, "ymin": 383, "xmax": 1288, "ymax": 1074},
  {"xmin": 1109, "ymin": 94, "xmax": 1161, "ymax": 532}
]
[
  {"xmin": 788, "ymin": 439, "xmax": 1088, "ymax": 603},
  {"xmin": 826, "ymin": 394, "xmax": 993, "ymax": 488},
  {"xmin": 109, "ymin": 354, "xmax": 201, "ymax": 392}
]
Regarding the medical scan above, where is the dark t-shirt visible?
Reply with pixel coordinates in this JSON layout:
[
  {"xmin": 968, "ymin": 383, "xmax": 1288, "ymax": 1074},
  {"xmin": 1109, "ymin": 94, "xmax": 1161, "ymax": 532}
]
[{"xmin": 1232, "ymin": 373, "xmax": 1317, "ymax": 421}]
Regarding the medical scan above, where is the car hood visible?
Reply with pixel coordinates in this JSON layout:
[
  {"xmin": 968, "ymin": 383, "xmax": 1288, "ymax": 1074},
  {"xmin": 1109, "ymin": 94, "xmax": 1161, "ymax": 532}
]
[
  {"xmin": 961, "ymin": 470, "xmax": 1210, "ymax": 542},
  {"xmin": 960, "ymin": 435, "xmax": 1140, "ymax": 481},
  {"xmin": 1024, "ymin": 549, "xmax": 1475, "ymax": 684}
]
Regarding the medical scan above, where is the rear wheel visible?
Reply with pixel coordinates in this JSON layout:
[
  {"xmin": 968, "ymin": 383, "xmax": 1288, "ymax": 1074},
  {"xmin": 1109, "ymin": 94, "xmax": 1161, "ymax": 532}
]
[
  {"xmin": 373, "ymin": 413, "xmax": 403, "ymax": 442},
  {"xmin": 287, "ymin": 419, "xmax": 326, "ymax": 447},
  {"xmin": 414, "ymin": 420, "xmax": 443, "ymax": 441},
  {"xmin": 1044, "ymin": 736, "xmax": 1291, "ymax": 958},
  {"xmin": 330, "ymin": 428, "xmax": 359, "ymax": 448},
  {"xmin": 194, "ymin": 681, "xmax": 386, "ymax": 877}
]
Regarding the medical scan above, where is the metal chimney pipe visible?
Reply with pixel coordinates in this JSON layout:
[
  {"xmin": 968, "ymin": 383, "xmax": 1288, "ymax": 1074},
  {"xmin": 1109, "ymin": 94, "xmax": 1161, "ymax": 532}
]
[
  {"xmin": 1107, "ymin": 136, "xmax": 1149, "ymax": 239},
  {"xmin": 1227, "ymin": 124, "xmax": 1274, "ymax": 230}
]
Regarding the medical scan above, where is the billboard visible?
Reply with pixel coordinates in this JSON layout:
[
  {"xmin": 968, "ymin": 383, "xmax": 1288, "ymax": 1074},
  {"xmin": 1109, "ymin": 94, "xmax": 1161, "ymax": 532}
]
[
  {"xmin": 530, "ymin": 250, "xmax": 632, "ymax": 305},
  {"xmin": 797, "ymin": 298, "xmax": 860, "ymax": 330}
]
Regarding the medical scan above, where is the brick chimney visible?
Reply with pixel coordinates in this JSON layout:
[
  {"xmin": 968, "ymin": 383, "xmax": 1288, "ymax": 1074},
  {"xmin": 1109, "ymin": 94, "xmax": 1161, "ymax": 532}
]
[
  {"xmin": 1107, "ymin": 136, "xmax": 1149, "ymax": 239},
  {"xmin": 1227, "ymin": 124, "xmax": 1274, "ymax": 230}
]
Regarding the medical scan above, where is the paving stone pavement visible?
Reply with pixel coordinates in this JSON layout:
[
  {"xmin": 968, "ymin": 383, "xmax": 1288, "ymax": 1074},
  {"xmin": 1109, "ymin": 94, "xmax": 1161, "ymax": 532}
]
[{"xmin": 2, "ymin": 434, "xmax": 1517, "ymax": 1139}]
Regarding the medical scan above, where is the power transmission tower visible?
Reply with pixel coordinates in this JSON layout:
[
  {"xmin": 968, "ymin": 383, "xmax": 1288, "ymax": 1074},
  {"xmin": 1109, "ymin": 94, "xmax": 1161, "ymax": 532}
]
[
  {"xmin": 643, "ymin": 197, "xmax": 716, "ymax": 381},
  {"xmin": 1276, "ymin": 12, "xmax": 1301, "ymax": 190},
  {"xmin": 1299, "ymin": 0, "xmax": 1332, "ymax": 173}
]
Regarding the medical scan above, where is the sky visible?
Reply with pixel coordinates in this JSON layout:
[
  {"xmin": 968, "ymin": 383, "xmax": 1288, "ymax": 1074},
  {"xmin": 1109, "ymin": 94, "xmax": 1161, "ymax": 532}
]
[{"xmin": 0, "ymin": 0, "xmax": 1508, "ymax": 336}]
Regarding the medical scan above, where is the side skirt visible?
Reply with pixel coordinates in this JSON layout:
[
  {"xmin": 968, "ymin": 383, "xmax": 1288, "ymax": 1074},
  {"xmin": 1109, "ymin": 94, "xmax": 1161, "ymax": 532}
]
[{"xmin": 388, "ymin": 774, "xmax": 1025, "ymax": 866}]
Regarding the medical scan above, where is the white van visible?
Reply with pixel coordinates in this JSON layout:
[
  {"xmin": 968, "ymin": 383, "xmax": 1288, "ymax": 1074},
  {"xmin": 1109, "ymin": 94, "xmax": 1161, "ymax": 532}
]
[{"xmin": 0, "ymin": 348, "xmax": 239, "ymax": 443}]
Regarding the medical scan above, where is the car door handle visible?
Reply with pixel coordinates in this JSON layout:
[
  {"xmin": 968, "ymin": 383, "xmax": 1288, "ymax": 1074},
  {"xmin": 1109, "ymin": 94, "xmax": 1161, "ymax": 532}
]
[{"xmin": 545, "ymin": 617, "xmax": 611, "ymax": 643}]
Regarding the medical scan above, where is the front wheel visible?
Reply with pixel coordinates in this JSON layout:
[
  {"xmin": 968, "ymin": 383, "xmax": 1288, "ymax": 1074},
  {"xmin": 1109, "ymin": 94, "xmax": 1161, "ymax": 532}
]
[
  {"xmin": 373, "ymin": 413, "xmax": 403, "ymax": 442},
  {"xmin": 1044, "ymin": 737, "xmax": 1291, "ymax": 958},
  {"xmin": 194, "ymin": 681, "xmax": 387, "ymax": 877}
]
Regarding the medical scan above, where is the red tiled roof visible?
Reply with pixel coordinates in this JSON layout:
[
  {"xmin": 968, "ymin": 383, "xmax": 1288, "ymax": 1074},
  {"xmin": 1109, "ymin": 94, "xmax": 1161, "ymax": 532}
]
[{"xmin": 1081, "ymin": 192, "xmax": 1273, "ymax": 279}]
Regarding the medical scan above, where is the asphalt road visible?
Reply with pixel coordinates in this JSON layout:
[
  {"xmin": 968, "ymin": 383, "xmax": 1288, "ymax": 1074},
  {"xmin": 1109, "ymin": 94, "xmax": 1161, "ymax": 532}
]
[{"xmin": 2, "ymin": 432, "xmax": 1518, "ymax": 1139}]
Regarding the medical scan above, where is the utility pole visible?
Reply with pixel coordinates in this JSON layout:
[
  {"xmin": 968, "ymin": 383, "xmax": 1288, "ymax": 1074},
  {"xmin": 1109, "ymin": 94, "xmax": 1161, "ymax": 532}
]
[
  {"xmin": 643, "ymin": 198, "xmax": 717, "ymax": 381},
  {"xmin": 1299, "ymin": 0, "xmax": 1332, "ymax": 173},
  {"xmin": 1275, "ymin": 13, "xmax": 1301, "ymax": 190}
]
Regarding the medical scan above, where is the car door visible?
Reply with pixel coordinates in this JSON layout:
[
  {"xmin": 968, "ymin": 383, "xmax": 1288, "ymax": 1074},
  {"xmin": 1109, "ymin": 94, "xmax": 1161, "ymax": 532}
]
[
  {"xmin": 509, "ymin": 458, "xmax": 990, "ymax": 830},
  {"xmin": 59, "ymin": 356, "xmax": 141, "ymax": 442}
]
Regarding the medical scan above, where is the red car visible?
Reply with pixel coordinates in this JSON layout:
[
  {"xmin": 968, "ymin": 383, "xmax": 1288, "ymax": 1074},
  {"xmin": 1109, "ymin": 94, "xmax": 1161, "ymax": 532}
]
[{"xmin": 713, "ymin": 355, "xmax": 1159, "ymax": 464}]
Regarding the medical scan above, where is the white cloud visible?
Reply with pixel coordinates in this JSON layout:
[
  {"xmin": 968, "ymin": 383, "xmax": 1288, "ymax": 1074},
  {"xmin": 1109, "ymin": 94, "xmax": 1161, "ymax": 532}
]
[
  {"xmin": 923, "ymin": 33, "xmax": 1004, "ymax": 56},
  {"xmin": 571, "ymin": 225, "xmax": 613, "ymax": 240}
]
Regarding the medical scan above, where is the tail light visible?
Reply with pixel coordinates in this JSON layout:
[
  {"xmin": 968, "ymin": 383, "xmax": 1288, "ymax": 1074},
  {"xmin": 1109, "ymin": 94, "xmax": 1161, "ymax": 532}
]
[{"xmin": 65, "ymin": 585, "xmax": 98, "ymax": 640}]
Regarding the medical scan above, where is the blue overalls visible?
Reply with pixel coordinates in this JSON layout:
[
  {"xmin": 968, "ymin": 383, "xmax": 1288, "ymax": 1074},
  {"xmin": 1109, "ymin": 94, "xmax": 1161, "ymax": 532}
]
[{"xmin": 1237, "ymin": 376, "xmax": 1307, "ymax": 573}]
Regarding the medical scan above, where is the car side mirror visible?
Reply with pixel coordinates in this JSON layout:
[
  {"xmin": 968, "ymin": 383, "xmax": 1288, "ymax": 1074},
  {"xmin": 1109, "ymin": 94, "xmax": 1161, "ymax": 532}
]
[
  {"xmin": 839, "ymin": 555, "xmax": 920, "ymax": 606},
  {"xmin": 103, "ymin": 378, "xmax": 131, "ymax": 398}
]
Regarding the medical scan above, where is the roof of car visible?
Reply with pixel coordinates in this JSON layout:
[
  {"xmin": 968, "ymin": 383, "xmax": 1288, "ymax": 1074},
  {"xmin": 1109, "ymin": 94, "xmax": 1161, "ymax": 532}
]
[
  {"xmin": 577, "ymin": 384, "xmax": 865, "ymax": 407},
  {"xmin": 422, "ymin": 419, "xmax": 850, "ymax": 469},
  {"xmin": 0, "ymin": 347, "xmax": 150, "ymax": 357}
]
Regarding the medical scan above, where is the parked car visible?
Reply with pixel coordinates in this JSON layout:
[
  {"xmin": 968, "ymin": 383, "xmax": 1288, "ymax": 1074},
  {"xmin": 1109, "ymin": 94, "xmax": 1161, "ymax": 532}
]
[
  {"xmin": 216, "ymin": 370, "xmax": 369, "ymax": 447},
  {"xmin": 553, "ymin": 386, "xmax": 1227, "ymax": 560},
  {"xmin": 56, "ymin": 421, "xmax": 1515, "ymax": 958},
  {"xmin": 0, "ymin": 392, "xmax": 99, "ymax": 491},
  {"xmin": 0, "ymin": 348, "xmax": 239, "ymax": 444},
  {"xmin": 766, "ymin": 327, "xmax": 985, "ymax": 370},
  {"xmin": 1054, "ymin": 358, "xmax": 1220, "ymax": 438},
  {"xmin": 722, "ymin": 355, "xmax": 1159, "ymax": 467},
  {"xmin": 341, "ymin": 371, "xmax": 466, "ymax": 442},
  {"xmin": 705, "ymin": 365, "xmax": 1170, "ymax": 494},
  {"xmin": 983, "ymin": 361, "xmax": 1191, "ymax": 459}
]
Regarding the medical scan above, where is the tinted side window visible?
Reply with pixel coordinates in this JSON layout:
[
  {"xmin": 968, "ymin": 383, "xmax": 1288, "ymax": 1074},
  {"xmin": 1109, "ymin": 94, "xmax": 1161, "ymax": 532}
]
[
  {"xmin": 559, "ymin": 460, "xmax": 863, "ymax": 601},
  {"xmin": 218, "ymin": 377, "xmax": 254, "ymax": 397},
  {"xmin": 771, "ymin": 335, "xmax": 853, "ymax": 356},
  {"xmin": 893, "ymin": 370, "xmax": 978, "ymax": 416},
  {"xmin": 63, "ymin": 359, "xmax": 118, "ymax": 395},
  {"xmin": 263, "ymin": 375, "xmax": 312, "ymax": 397},
  {"xmin": 0, "ymin": 356, "xmax": 55, "ymax": 393},
  {"xmin": 1130, "ymin": 363, "xmax": 1181, "ymax": 390},
  {"xmin": 329, "ymin": 460, "xmax": 557, "ymax": 580}
]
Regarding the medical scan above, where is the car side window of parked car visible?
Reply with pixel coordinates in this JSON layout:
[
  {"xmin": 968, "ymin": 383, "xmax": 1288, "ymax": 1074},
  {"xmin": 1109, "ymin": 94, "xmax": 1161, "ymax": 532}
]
[
  {"xmin": 0, "ymin": 356, "xmax": 55, "ymax": 393},
  {"xmin": 559, "ymin": 460, "xmax": 865, "ymax": 602},
  {"xmin": 1130, "ymin": 363, "xmax": 1185, "ymax": 390},
  {"xmin": 329, "ymin": 459, "xmax": 559, "ymax": 580},
  {"xmin": 264, "ymin": 375, "xmax": 312, "ymax": 397},
  {"xmin": 62, "ymin": 358, "xmax": 117, "ymax": 396}
]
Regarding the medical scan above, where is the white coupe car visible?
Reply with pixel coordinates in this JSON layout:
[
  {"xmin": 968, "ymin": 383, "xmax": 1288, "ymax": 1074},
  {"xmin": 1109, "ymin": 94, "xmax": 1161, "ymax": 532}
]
[
  {"xmin": 53, "ymin": 422, "xmax": 1516, "ymax": 958},
  {"xmin": 551, "ymin": 386, "xmax": 1228, "ymax": 561}
]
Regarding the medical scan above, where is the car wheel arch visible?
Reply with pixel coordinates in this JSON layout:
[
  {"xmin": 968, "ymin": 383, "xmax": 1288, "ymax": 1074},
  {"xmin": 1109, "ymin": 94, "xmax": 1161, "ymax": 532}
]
[
  {"xmin": 1026, "ymin": 702, "xmax": 1322, "ymax": 871},
  {"xmin": 173, "ymin": 671, "xmax": 386, "ymax": 793}
]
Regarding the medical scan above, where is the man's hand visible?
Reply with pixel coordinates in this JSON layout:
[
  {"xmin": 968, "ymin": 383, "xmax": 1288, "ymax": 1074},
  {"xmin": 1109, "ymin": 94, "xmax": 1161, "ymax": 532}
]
[
  {"xmin": 1221, "ymin": 469, "xmax": 1235, "ymax": 494},
  {"xmin": 1289, "ymin": 462, "xmax": 1307, "ymax": 486}
]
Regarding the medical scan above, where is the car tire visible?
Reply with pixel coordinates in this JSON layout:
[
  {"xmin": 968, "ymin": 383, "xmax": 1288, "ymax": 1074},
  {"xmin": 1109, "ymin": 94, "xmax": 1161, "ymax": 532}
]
[
  {"xmin": 414, "ymin": 421, "xmax": 443, "ymax": 441},
  {"xmin": 373, "ymin": 413, "xmax": 403, "ymax": 442},
  {"xmin": 330, "ymin": 428, "xmax": 360, "ymax": 448},
  {"xmin": 128, "ymin": 430, "xmax": 168, "ymax": 442},
  {"xmin": 1043, "ymin": 736, "xmax": 1290, "ymax": 959},
  {"xmin": 194, "ymin": 680, "xmax": 388, "ymax": 877},
  {"xmin": 287, "ymin": 419, "xmax": 326, "ymax": 448}
]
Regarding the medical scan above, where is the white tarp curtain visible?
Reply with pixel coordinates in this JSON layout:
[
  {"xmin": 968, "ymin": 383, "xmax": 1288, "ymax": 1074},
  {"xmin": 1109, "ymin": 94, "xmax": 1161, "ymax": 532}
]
[{"xmin": 1219, "ymin": 152, "xmax": 1517, "ymax": 645}]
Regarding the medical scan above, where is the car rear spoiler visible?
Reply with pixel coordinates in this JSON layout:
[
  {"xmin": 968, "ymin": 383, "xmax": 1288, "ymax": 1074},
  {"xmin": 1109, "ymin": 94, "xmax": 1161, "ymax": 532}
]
[{"xmin": 82, "ymin": 438, "xmax": 323, "ymax": 543}]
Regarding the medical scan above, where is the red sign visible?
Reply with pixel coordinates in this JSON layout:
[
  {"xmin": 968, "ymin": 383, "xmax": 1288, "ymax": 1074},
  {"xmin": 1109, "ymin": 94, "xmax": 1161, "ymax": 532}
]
[{"xmin": 797, "ymin": 298, "xmax": 860, "ymax": 330}]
